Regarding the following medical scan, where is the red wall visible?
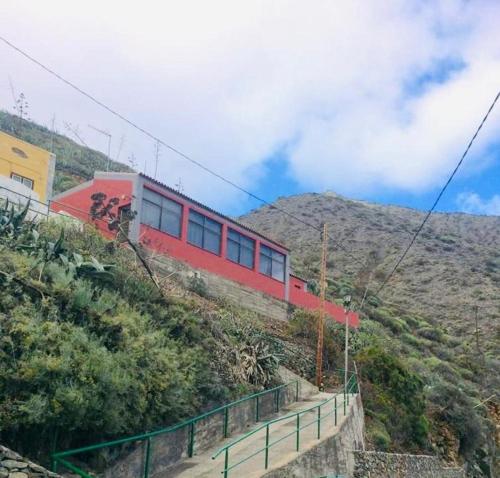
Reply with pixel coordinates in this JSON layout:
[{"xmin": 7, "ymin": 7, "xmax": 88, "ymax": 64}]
[
  {"xmin": 51, "ymin": 179, "xmax": 133, "ymax": 239},
  {"xmin": 289, "ymin": 276, "xmax": 360, "ymax": 327}
]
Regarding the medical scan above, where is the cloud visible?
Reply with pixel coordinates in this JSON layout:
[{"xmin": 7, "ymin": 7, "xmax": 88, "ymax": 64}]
[
  {"xmin": 0, "ymin": 0, "xmax": 499, "ymax": 210},
  {"xmin": 456, "ymin": 192, "xmax": 500, "ymax": 215}
]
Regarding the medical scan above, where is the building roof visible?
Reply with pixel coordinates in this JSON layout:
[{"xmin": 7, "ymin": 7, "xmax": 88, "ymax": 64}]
[{"xmin": 139, "ymin": 173, "xmax": 290, "ymax": 251}]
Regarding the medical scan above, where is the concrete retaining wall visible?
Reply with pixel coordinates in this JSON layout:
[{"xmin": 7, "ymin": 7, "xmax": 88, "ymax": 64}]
[
  {"xmin": 0, "ymin": 445, "xmax": 62, "ymax": 478},
  {"xmin": 102, "ymin": 369, "xmax": 315, "ymax": 478},
  {"xmin": 352, "ymin": 451, "xmax": 466, "ymax": 478},
  {"xmin": 262, "ymin": 394, "xmax": 365, "ymax": 478},
  {"xmin": 149, "ymin": 252, "xmax": 291, "ymax": 322}
]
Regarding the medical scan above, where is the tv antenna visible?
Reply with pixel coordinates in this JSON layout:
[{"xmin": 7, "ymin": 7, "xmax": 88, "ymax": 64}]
[{"xmin": 88, "ymin": 124, "xmax": 112, "ymax": 171}]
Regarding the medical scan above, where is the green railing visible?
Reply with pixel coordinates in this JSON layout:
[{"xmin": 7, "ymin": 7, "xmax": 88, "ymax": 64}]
[
  {"xmin": 212, "ymin": 374, "xmax": 358, "ymax": 477},
  {"xmin": 52, "ymin": 380, "xmax": 299, "ymax": 478}
]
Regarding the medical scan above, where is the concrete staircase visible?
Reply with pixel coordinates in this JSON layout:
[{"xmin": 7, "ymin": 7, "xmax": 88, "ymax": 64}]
[{"xmin": 163, "ymin": 392, "xmax": 358, "ymax": 478}]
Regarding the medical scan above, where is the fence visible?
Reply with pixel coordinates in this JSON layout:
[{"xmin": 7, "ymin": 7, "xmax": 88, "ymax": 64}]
[
  {"xmin": 51, "ymin": 380, "xmax": 299, "ymax": 478},
  {"xmin": 212, "ymin": 373, "xmax": 358, "ymax": 477}
]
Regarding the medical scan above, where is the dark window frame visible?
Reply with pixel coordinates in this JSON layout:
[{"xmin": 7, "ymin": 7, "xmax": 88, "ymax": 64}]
[
  {"xmin": 187, "ymin": 209, "xmax": 222, "ymax": 255},
  {"xmin": 226, "ymin": 228, "xmax": 255, "ymax": 269},
  {"xmin": 11, "ymin": 172, "xmax": 34, "ymax": 190},
  {"xmin": 259, "ymin": 244, "xmax": 286, "ymax": 282},
  {"xmin": 140, "ymin": 187, "xmax": 183, "ymax": 238}
]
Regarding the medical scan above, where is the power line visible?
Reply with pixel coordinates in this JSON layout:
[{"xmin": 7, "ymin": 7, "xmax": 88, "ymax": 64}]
[
  {"xmin": 373, "ymin": 89, "xmax": 500, "ymax": 297},
  {"xmin": 0, "ymin": 35, "xmax": 364, "ymax": 265}
]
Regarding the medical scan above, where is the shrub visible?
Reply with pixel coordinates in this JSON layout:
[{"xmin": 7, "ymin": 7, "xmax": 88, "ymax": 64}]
[
  {"xmin": 417, "ymin": 326, "xmax": 444, "ymax": 342},
  {"xmin": 356, "ymin": 346, "xmax": 429, "ymax": 451}
]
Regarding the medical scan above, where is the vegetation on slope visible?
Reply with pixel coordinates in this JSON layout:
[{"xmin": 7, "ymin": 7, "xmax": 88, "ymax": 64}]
[
  {"xmin": 0, "ymin": 202, "xmax": 282, "ymax": 465},
  {"xmin": 0, "ymin": 110, "xmax": 132, "ymax": 194},
  {"xmin": 285, "ymin": 305, "xmax": 497, "ymax": 477}
]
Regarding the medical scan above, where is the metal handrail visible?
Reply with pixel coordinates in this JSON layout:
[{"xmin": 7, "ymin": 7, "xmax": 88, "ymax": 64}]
[
  {"xmin": 52, "ymin": 380, "xmax": 299, "ymax": 477},
  {"xmin": 212, "ymin": 374, "xmax": 358, "ymax": 477}
]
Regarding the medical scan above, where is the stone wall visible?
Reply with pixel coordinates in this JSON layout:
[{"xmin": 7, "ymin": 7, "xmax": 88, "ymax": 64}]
[
  {"xmin": 149, "ymin": 252, "xmax": 291, "ymax": 322},
  {"xmin": 102, "ymin": 368, "xmax": 315, "ymax": 478},
  {"xmin": 0, "ymin": 445, "xmax": 62, "ymax": 478},
  {"xmin": 352, "ymin": 450, "xmax": 466, "ymax": 478}
]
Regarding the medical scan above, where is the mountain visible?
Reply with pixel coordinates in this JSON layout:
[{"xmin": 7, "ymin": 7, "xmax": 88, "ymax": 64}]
[
  {"xmin": 0, "ymin": 110, "xmax": 132, "ymax": 194},
  {"xmin": 240, "ymin": 192, "xmax": 499, "ymax": 354}
]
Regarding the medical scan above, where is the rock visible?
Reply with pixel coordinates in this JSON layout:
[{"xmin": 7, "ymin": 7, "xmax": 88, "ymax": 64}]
[
  {"xmin": 1, "ymin": 461, "xmax": 27, "ymax": 470},
  {"xmin": 8, "ymin": 473, "xmax": 28, "ymax": 478}
]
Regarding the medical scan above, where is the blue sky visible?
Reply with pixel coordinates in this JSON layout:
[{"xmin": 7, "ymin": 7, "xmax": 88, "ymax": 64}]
[{"xmin": 0, "ymin": 0, "xmax": 499, "ymax": 216}]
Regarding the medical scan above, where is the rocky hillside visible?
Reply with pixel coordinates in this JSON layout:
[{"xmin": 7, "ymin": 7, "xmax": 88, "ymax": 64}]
[{"xmin": 241, "ymin": 192, "xmax": 499, "ymax": 354}]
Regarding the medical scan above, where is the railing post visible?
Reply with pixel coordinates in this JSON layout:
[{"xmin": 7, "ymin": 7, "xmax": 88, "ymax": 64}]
[
  {"xmin": 51, "ymin": 458, "xmax": 58, "ymax": 473},
  {"xmin": 296, "ymin": 414, "xmax": 300, "ymax": 451},
  {"xmin": 275, "ymin": 388, "xmax": 280, "ymax": 412},
  {"xmin": 224, "ymin": 407, "xmax": 229, "ymax": 438},
  {"xmin": 144, "ymin": 438, "xmax": 152, "ymax": 478},
  {"xmin": 335, "ymin": 396, "xmax": 337, "ymax": 426},
  {"xmin": 317, "ymin": 406, "xmax": 321, "ymax": 439},
  {"xmin": 264, "ymin": 424, "xmax": 270, "ymax": 469},
  {"xmin": 344, "ymin": 395, "xmax": 347, "ymax": 416},
  {"xmin": 188, "ymin": 422, "xmax": 195, "ymax": 457},
  {"xmin": 295, "ymin": 381, "xmax": 299, "ymax": 402},
  {"xmin": 224, "ymin": 448, "xmax": 229, "ymax": 478},
  {"xmin": 255, "ymin": 396, "xmax": 260, "ymax": 422}
]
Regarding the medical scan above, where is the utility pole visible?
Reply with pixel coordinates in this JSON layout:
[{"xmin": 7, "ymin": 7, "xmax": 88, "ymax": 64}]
[
  {"xmin": 88, "ymin": 124, "xmax": 112, "ymax": 171},
  {"xmin": 474, "ymin": 305, "xmax": 480, "ymax": 355},
  {"xmin": 343, "ymin": 295, "xmax": 352, "ymax": 392},
  {"xmin": 315, "ymin": 223, "xmax": 328, "ymax": 390}
]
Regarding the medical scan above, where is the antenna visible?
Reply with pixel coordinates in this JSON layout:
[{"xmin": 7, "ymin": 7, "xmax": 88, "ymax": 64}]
[
  {"xmin": 64, "ymin": 121, "xmax": 88, "ymax": 147},
  {"xmin": 154, "ymin": 140, "xmax": 161, "ymax": 179},
  {"xmin": 175, "ymin": 177, "xmax": 184, "ymax": 193},
  {"xmin": 88, "ymin": 124, "xmax": 112, "ymax": 171},
  {"xmin": 115, "ymin": 134, "xmax": 126, "ymax": 162}
]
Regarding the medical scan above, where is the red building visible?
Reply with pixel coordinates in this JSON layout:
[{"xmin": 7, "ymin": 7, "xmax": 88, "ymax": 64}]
[{"xmin": 51, "ymin": 172, "xmax": 359, "ymax": 327}]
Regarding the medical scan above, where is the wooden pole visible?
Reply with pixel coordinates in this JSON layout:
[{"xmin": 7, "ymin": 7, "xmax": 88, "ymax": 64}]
[{"xmin": 316, "ymin": 223, "xmax": 328, "ymax": 389}]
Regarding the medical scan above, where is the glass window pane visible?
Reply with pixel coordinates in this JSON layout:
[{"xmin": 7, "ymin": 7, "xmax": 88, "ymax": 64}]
[
  {"xmin": 188, "ymin": 221, "xmax": 203, "ymax": 247},
  {"xmin": 205, "ymin": 217, "xmax": 222, "ymax": 234},
  {"xmin": 272, "ymin": 260, "xmax": 285, "ymax": 281},
  {"xmin": 260, "ymin": 244, "xmax": 272, "ymax": 259},
  {"xmin": 240, "ymin": 246, "xmax": 254, "ymax": 268},
  {"xmin": 204, "ymin": 230, "xmax": 221, "ymax": 254},
  {"xmin": 189, "ymin": 210, "xmax": 205, "ymax": 226},
  {"xmin": 142, "ymin": 200, "xmax": 161, "ymax": 229},
  {"xmin": 161, "ymin": 208, "xmax": 181, "ymax": 237},
  {"xmin": 228, "ymin": 229, "xmax": 240, "ymax": 242},
  {"xmin": 241, "ymin": 236, "xmax": 254, "ymax": 249},
  {"xmin": 259, "ymin": 254, "xmax": 272, "ymax": 276},
  {"xmin": 227, "ymin": 239, "xmax": 239, "ymax": 263},
  {"xmin": 143, "ymin": 188, "xmax": 162, "ymax": 205},
  {"xmin": 272, "ymin": 250, "xmax": 285, "ymax": 263},
  {"xmin": 163, "ymin": 197, "xmax": 182, "ymax": 215}
]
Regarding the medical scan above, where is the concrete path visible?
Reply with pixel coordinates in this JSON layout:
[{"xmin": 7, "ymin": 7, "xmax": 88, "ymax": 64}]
[{"xmin": 163, "ymin": 392, "xmax": 355, "ymax": 478}]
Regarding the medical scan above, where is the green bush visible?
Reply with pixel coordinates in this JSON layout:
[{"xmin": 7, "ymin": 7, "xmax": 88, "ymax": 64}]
[
  {"xmin": 356, "ymin": 346, "xmax": 429, "ymax": 451},
  {"xmin": 417, "ymin": 326, "xmax": 445, "ymax": 342}
]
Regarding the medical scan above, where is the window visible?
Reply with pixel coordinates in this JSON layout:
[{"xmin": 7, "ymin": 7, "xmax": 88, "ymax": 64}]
[
  {"xmin": 141, "ymin": 188, "xmax": 182, "ymax": 237},
  {"xmin": 188, "ymin": 210, "xmax": 222, "ymax": 254},
  {"xmin": 11, "ymin": 147, "xmax": 28, "ymax": 159},
  {"xmin": 227, "ymin": 228, "xmax": 255, "ymax": 268},
  {"xmin": 259, "ymin": 244, "xmax": 286, "ymax": 282},
  {"xmin": 11, "ymin": 173, "xmax": 34, "ymax": 190}
]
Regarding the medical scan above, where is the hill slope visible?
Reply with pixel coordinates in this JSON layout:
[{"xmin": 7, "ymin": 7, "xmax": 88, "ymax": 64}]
[
  {"xmin": 241, "ymin": 192, "xmax": 499, "ymax": 353},
  {"xmin": 0, "ymin": 110, "xmax": 132, "ymax": 194}
]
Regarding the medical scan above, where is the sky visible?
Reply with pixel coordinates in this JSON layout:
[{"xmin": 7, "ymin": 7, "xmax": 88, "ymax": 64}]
[{"xmin": 0, "ymin": 0, "xmax": 499, "ymax": 217}]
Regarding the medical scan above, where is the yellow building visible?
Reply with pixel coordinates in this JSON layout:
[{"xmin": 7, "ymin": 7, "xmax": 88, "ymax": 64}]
[{"xmin": 0, "ymin": 130, "xmax": 55, "ymax": 202}]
